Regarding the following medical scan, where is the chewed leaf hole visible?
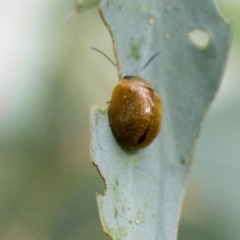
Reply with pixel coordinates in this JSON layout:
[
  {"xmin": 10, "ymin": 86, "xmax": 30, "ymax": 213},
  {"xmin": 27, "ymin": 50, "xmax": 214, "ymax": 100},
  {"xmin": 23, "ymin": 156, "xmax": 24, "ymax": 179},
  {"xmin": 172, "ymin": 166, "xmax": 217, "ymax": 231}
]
[{"xmin": 188, "ymin": 29, "xmax": 210, "ymax": 49}]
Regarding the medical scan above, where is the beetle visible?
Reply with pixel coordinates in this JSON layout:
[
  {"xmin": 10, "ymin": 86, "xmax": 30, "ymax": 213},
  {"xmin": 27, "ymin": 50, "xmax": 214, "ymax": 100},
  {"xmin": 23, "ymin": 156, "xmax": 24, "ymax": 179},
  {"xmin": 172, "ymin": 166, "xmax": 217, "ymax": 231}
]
[{"xmin": 92, "ymin": 48, "xmax": 162, "ymax": 149}]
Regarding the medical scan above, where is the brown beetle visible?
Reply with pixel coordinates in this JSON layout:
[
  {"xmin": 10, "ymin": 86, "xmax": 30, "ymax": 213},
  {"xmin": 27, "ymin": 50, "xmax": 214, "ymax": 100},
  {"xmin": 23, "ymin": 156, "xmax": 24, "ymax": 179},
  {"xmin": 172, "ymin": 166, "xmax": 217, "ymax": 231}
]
[
  {"xmin": 92, "ymin": 48, "xmax": 162, "ymax": 149},
  {"xmin": 109, "ymin": 76, "xmax": 162, "ymax": 149}
]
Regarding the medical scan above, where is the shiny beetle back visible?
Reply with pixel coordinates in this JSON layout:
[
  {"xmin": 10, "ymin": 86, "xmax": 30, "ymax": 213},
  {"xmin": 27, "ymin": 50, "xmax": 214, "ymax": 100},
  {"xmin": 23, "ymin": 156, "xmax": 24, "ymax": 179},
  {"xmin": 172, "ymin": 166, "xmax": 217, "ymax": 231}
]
[{"xmin": 109, "ymin": 76, "xmax": 162, "ymax": 149}]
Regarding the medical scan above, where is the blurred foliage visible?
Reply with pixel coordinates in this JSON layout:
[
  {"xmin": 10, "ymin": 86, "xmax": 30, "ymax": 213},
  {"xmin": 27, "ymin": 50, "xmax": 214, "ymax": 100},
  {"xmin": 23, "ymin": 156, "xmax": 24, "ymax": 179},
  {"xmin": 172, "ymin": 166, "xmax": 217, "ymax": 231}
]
[{"xmin": 0, "ymin": 0, "xmax": 239, "ymax": 240}]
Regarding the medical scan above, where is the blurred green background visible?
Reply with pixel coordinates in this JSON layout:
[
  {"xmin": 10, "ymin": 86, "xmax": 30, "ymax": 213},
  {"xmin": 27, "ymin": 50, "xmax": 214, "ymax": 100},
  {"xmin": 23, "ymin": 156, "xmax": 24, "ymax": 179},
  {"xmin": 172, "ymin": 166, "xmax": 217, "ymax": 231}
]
[{"xmin": 0, "ymin": 1, "xmax": 239, "ymax": 239}]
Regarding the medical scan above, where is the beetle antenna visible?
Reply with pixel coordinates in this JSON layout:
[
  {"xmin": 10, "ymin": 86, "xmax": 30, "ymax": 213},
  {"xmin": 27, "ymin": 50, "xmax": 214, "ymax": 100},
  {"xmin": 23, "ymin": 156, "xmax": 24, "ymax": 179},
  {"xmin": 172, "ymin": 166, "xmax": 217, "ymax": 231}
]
[
  {"xmin": 139, "ymin": 52, "xmax": 159, "ymax": 74},
  {"xmin": 91, "ymin": 48, "xmax": 116, "ymax": 67}
]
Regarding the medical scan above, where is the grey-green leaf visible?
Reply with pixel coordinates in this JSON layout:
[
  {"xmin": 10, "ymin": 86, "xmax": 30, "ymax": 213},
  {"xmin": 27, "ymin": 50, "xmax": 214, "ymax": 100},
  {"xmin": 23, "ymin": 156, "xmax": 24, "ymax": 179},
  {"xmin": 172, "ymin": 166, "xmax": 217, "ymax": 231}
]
[{"xmin": 90, "ymin": 0, "xmax": 230, "ymax": 239}]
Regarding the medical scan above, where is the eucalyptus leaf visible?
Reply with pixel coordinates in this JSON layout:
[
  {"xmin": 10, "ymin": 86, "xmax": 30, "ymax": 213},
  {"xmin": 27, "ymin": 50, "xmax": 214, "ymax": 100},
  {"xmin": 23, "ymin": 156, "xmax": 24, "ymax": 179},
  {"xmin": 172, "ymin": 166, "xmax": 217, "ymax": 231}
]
[{"xmin": 90, "ymin": 0, "xmax": 230, "ymax": 239}]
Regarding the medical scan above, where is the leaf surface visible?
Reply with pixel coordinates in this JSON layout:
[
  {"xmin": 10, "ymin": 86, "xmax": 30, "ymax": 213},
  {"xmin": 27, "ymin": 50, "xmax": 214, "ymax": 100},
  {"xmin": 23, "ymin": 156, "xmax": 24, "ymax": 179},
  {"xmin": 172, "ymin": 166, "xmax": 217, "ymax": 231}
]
[{"xmin": 90, "ymin": 0, "xmax": 230, "ymax": 239}]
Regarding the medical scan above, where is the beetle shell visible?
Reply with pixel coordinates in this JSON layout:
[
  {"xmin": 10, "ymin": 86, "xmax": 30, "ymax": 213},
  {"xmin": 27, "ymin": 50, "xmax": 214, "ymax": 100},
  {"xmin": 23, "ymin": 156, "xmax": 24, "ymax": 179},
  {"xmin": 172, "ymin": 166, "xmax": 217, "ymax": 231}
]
[{"xmin": 109, "ymin": 76, "xmax": 162, "ymax": 149}]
